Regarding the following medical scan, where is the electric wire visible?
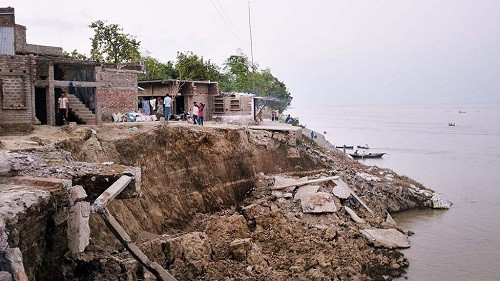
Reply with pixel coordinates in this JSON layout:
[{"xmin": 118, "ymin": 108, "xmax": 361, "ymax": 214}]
[
  {"xmin": 215, "ymin": 0, "xmax": 247, "ymax": 40},
  {"xmin": 209, "ymin": 0, "xmax": 244, "ymax": 44}
]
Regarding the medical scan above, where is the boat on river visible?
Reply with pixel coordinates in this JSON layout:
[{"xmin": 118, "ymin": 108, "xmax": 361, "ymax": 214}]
[
  {"xmin": 336, "ymin": 145, "xmax": 354, "ymax": 149},
  {"xmin": 357, "ymin": 145, "xmax": 370, "ymax": 149},
  {"xmin": 349, "ymin": 152, "xmax": 386, "ymax": 159}
]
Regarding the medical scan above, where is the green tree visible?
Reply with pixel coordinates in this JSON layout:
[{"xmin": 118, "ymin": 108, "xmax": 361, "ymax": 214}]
[
  {"xmin": 221, "ymin": 52, "xmax": 252, "ymax": 92},
  {"xmin": 140, "ymin": 56, "xmax": 178, "ymax": 80},
  {"xmin": 89, "ymin": 20, "xmax": 141, "ymax": 64},
  {"xmin": 220, "ymin": 52, "xmax": 292, "ymax": 111},
  {"xmin": 62, "ymin": 49, "xmax": 89, "ymax": 60},
  {"xmin": 175, "ymin": 52, "xmax": 221, "ymax": 81}
]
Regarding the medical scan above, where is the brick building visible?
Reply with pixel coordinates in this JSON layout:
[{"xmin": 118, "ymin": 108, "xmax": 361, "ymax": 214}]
[
  {"xmin": 138, "ymin": 79, "xmax": 219, "ymax": 120},
  {"xmin": 0, "ymin": 7, "xmax": 140, "ymax": 127}
]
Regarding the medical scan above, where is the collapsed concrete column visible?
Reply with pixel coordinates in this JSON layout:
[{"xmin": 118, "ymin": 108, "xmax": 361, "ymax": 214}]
[{"xmin": 67, "ymin": 185, "xmax": 90, "ymax": 254}]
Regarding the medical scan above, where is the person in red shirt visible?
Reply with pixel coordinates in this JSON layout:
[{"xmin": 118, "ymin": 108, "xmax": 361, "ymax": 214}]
[{"xmin": 197, "ymin": 103, "xmax": 205, "ymax": 126}]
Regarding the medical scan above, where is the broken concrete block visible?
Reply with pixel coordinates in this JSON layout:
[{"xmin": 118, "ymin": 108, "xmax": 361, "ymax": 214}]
[
  {"xmin": 294, "ymin": 185, "xmax": 320, "ymax": 200},
  {"xmin": 0, "ymin": 160, "xmax": 11, "ymax": 176},
  {"xmin": 360, "ymin": 228, "xmax": 410, "ymax": 249},
  {"xmin": 431, "ymin": 193, "xmax": 451, "ymax": 209},
  {"xmin": 386, "ymin": 212, "xmax": 397, "ymax": 227},
  {"xmin": 300, "ymin": 192, "xmax": 337, "ymax": 213},
  {"xmin": 0, "ymin": 272, "xmax": 12, "ymax": 281},
  {"xmin": 229, "ymin": 238, "xmax": 252, "ymax": 261},
  {"xmin": 332, "ymin": 179, "xmax": 351, "ymax": 199},
  {"xmin": 344, "ymin": 206, "xmax": 365, "ymax": 224},
  {"xmin": 68, "ymin": 185, "xmax": 87, "ymax": 205},
  {"xmin": 4, "ymin": 248, "xmax": 28, "ymax": 281},
  {"xmin": 67, "ymin": 202, "xmax": 90, "ymax": 254}
]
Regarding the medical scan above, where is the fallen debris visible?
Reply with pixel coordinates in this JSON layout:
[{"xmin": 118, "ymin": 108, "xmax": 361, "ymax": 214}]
[
  {"xmin": 271, "ymin": 175, "xmax": 339, "ymax": 190},
  {"xmin": 360, "ymin": 228, "xmax": 410, "ymax": 249},
  {"xmin": 344, "ymin": 206, "xmax": 365, "ymax": 223},
  {"xmin": 294, "ymin": 185, "xmax": 320, "ymax": 200},
  {"xmin": 430, "ymin": 193, "xmax": 452, "ymax": 209},
  {"xmin": 386, "ymin": 212, "xmax": 397, "ymax": 227},
  {"xmin": 300, "ymin": 192, "xmax": 338, "ymax": 213},
  {"xmin": 332, "ymin": 179, "xmax": 351, "ymax": 199}
]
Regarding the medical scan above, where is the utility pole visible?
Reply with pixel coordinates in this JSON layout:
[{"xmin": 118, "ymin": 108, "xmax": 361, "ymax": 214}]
[{"xmin": 248, "ymin": 0, "xmax": 256, "ymax": 93}]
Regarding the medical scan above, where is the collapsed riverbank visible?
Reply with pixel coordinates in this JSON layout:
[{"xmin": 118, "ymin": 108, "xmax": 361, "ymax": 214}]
[{"xmin": 0, "ymin": 122, "xmax": 445, "ymax": 280}]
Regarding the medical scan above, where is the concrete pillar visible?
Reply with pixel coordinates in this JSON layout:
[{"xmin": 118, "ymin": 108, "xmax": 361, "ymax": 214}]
[
  {"xmin": 47, "ymin": 64, "xmax": 55, "ymax": 126},
  {"xmin": 67, "ymin": 185, "xmax": 90, "ymax": 254},
  {"xmin": 94, "ymin": 66, "xmax": 102, "ymax": 125}
]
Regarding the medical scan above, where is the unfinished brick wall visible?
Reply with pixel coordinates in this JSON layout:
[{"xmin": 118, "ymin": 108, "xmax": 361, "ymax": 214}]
[
  {"xmin": 0, "ymin": 54, "xmax": 36, "ymax": 124},
  {"xmin": 96, "ymin": 68, "xmax": 138, "ymax": 121},
  {"xmin": 0, "ymin": 7, "xmax": 15, "ymax": 25},
  {"xmin": 14, "ymin": 24, "xmax": 26, "ymax": 47}
]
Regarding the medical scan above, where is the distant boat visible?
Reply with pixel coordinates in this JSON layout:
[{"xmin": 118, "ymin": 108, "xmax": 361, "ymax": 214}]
[
  {"xmin": 459, "ymin": 111, "xmax": 466, "ymax": 113},
  {"xmin": 336, "ymin": 145, "xmax": 353, "ymax": 149},
  {"xmin": 357, "ymin": 145, "xmax": 370, "ymax": 149},
  {"xmin": 448, "ymin": 123, "xmax": 455, "ymax": 126},
  {"xmin": 349, "ymin": 152, "xmax": 385, "ymax": 159}
]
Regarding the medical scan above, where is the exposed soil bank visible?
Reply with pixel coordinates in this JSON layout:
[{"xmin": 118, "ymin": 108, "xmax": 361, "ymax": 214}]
[{"xmin": 1, "ymin": 123, "xmax": 434, "ymax": 280}]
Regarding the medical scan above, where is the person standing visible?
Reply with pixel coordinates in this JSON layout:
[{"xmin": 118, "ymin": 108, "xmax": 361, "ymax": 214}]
[
  {"xmin": 57, "ymin": 91, "xmax": 69, "ymax": 125},
  {"xmin": 192, "ymin": 102, "xmax": 199, "ymax": 124},
  {"xmin": 163, "ymin": 95, "xmax": 172, "ymax": 123},
  {"xmin": 197, "ymin": 103, "xmax": 205, "ymax": 126},
  {"xmin": 156, "ymin": 97, "xmax": 164, "ymax": 119}
]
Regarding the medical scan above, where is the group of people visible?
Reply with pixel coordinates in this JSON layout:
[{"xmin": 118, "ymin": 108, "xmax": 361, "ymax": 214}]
[{"xmin": 191, "ymin": 102, "xmax": 205, "ymax": 126}]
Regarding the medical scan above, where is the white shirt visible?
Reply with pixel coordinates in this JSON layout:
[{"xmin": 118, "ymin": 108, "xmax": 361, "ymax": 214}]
[
  {"xmin": 58, "ymin": 97, "xmax": 68, "ymax": 109},
  {"xmin": 192, "ymin": 106, "xmax": 199, "ymax": 116},
  {"xmin": 164, "ymin": 96, "xmax": 172, "ymax": 107}
]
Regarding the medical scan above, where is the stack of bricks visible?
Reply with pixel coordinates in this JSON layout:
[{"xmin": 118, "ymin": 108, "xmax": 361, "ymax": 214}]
[{"xmin": 0, "ymin": 54, "xmax": 36, "ymax": 124}]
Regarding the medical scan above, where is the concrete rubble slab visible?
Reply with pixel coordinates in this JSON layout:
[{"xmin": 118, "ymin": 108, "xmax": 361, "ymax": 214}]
[
  {"xmin": 360, "ymin": 228, "xmax": 410, "ymax": 249},
  {"xmin": 386, "ymin": 212, "xmax": 397, "ymax": 226},
  {"xmin": 294, "ymin": 185, "xmax": 320, "ymax": 200},
  {"xmin": 344, "ymin": 206, "xmax": 365, "ymax": 224},
  {"xmin": 300, "ymin": 192, "xmax": 337, "ymax": 213},
  {"xmin": 332, "ymin": 179, "xmax": 351, "ymax": 199},
  {"xmin": 431, "ymin": 193, "xmax": 452, "ymax": 209},
  {"xmin": 356, "ymin": 172, "xmax": 381, "ymax": 182}
]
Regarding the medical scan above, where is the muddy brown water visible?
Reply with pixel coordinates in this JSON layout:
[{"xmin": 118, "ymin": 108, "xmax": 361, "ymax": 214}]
[{"xmin": 289, "ymin": 104, "xmax": 500, "ymax": 280}]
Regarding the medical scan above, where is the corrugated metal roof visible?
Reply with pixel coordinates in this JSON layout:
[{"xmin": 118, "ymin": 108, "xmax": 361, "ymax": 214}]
[{"xmin": 0, "ymin": 26, "xmax": 14, "ymax": 55}]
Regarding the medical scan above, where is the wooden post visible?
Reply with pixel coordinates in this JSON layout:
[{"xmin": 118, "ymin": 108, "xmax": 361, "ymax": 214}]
[
  {"xmin": 91, "ymin": 175, "xmax": 133, "ymax": 213},
  {"xmin": 99, "ymin": 208, "xmax": 177, "ymax": 281}
]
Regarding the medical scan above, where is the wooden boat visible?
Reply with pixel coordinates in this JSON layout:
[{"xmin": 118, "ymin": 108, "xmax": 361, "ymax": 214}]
[
  {"xmin": 336, "ymin": 145, "xmax": 353, "ymax": 149},
  {"xmin": 357, "ymin": 145, "xmax": 369, "ymax": 149},
  {"xmin": 349, "ymin": 152, "xmax": 385, "ymax": 159}
]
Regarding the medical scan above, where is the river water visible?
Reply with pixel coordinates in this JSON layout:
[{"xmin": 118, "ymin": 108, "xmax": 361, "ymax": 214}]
[{"xmin": 287, "ymin": 104, "xmax": 500, "ymax": 281}]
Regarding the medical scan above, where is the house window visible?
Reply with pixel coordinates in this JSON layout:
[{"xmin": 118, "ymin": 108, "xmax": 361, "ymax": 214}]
[
  {"xmin": 230, "ymin": 99, "xmax": 240, "ymax": 111},
  {"xmin": 213, "ymin": 97, "xmax": 225, "ymax": 114}
]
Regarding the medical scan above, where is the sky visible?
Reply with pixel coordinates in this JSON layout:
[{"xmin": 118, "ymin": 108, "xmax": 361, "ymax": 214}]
[{"xmin": 5, "ymin": 0, "xmax": 500, "ymax": 108}]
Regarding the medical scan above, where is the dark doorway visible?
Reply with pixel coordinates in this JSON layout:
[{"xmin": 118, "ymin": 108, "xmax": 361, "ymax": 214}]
[
  {"xmin": 35, "ymin": 87, "xmax": 47, "ymax": 124},
  {"xmin": 175, "ymin": 96, "xmax": 185, "ymax": 115}
]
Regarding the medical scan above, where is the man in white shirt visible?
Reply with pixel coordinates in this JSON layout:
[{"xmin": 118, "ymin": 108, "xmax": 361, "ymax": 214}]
[
  {"xmin": 192, "ymin": 102, "xmax": 199, "ymax": 124},
  {"xmin": 164, "ymin": 95, "xmax": 172, "ymax": 123},
  {"xmin": 57, "ymin": 91, "xmax": 69, "ymax": 125}
]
